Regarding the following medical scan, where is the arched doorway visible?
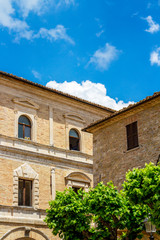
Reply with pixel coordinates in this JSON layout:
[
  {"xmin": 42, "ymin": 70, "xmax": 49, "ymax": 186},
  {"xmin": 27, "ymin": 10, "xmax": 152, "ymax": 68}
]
[{"xmin": 1, "ymin": 227, "xmax": 50, "ymax": 240}]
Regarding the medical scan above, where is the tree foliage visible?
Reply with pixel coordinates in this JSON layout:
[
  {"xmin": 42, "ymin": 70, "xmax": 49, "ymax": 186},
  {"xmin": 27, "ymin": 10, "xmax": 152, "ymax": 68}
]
[
  {"xmin": 45, "ymin": 182, "xmax": 148, "ymax": 240},
  {"xmin": 86, "ymin": 182, "xmax": 148, "ymax": 240},
  {"xmin": 123, "ymin": 162, "xmax": 160, "ymax": 229},
  {"xmin": 44, "ymin": 189, "xmax": 91, "ymax": 240},
  {"xmin": 45, "ymin": 162, "xmax": 160, "ymax": 239}
]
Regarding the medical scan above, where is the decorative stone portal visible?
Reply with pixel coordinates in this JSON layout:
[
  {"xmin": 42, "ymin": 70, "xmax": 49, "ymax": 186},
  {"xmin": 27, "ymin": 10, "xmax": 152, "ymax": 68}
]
[
  {"xmin": 65, "ymin": 172, "xmax": 91, "ymax": 192},
  {"xmin": 1, "ymin": 227, "xmax": 50, "ymax": 240},
  {"xmin": 13, "ymin": 163, "xmax": 39, "ymax": 209}
]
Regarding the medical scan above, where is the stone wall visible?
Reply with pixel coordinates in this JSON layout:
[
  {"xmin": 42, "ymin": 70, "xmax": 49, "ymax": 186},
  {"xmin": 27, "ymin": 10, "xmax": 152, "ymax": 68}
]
[
  {"xmin": 0, "ymin": 75, "xmax": 111, "ymax": 155},
  {"xmin": 93, "ymin": 101, "xmax": 160, "ymax": 188},
  {"xmin": 0, "ymin": 224, "xmax": 57, "ymax": 240},
  {"xmin": 0, "ymin": 73, "xmax": 112, "ymax": 239}
]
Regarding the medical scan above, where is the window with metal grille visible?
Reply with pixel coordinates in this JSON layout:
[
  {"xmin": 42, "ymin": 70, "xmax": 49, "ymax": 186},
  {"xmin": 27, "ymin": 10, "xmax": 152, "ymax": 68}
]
[
  {"xmin": 69, "ymin": 129, "xmax": 80, "ymax": 151},
  {"xmin": 126, "ymin": 121, "xmax": 139, "ymax": 150},
  {"xmin": 18, "ymin": 179, "xmax": 32, "ymax": 206},
  {"xmin": 18, "ymin": 115, "xmax": 31, "ymax": 140}
]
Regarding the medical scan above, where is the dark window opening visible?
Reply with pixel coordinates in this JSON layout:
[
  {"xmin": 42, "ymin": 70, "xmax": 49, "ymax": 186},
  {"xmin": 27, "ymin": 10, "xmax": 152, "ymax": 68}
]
[
  {"xmin": 126, "ymin": 121, "xmax": 139, "ymax": 150},
  {"xmin": 18, "ymin": 115, "xmax": 31, "ymax": 140},
  {"xmin": 69, "ymin": 129, "xmax": 80, "ymax": 151},
  {"xmin": 72, "ymin": 187, "xmax": 81, "ymax": 194},
  {"xmin": 18, "ymin": 179, "xmax": 32, "ymax": 206}
]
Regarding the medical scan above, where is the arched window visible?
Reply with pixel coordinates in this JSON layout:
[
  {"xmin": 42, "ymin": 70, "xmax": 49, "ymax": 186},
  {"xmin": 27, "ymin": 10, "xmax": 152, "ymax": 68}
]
[
  {"xmin": 69, "ymin": 129, "xmax": 80, "ymax": 151},
  {"xmin": 18, "ymin": 115, "xmax": 31, "ymax": 140}
]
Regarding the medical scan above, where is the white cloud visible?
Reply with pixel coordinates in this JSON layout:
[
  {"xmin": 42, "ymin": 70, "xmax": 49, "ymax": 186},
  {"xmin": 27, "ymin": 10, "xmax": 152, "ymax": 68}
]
[
  {"xmin": 0, "ymin": 0, "xmax": 35, "ymax": 40},
  {"xmin": 95, "ymin": 18, "xmax": 104, "ymax": 38},
  {"xmin": 0, "ymin": 0, "xmax": 74, "ymax": 43},
  {"xmin": 131, "ymin": 12, "xmax": 139, "ymax": 17},
  {"xmin": 32, "ymin": 70, "xmax": 41, "ymax": 80},
  {"xmin": 0, "ymin": 0, "xmax": 27, "ymax": 30},
  {"xmin": 88, "ymin": 43, "xmax": 121, "ymax": 71},
  {"xmin": 15, "ymin": 0, "xmax": 49, "ymax": 17},
  {"xmin": 65, "ymin": 0, "xmax": 75, "ymax": 4},
  {"xmin": 46, "ymin": 80, "xmax": 134, "ymax": 110},
  {"xmin": 56, "ymin": 0, "xmax": 75, "ymax": 8},
  {"xmin": 96, "ymin": 29, "xmax": 104, "ymax": 37},
  {"xmin": 144, "ymin": 16, "xmax": 160, "ymax": 33},
  {"xmin": 60, "ymin": 0, "xmax": 75, "ymax": 5},
  {"xmin": 36, "ymin": 25, "xmax": 75, "ymax": 44},
  {"xmin": 150, "ymin": 47, "xmax": 160, "ymax": 66}
]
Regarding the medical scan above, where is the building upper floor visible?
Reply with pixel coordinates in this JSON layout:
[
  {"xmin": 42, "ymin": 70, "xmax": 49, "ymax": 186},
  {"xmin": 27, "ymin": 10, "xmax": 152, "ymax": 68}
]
[
  {"xmin": 84, "ymin": 91, "xmax": 160, "ymax": 187},
  {"xmin": 0, "ymin": 71, "xmax": 114, "ymax": 159}
]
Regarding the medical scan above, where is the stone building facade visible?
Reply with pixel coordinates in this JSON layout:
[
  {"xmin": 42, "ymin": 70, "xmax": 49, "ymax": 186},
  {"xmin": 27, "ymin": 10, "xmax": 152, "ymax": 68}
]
[
  {"xmin": 0, "ymin": 71, "xmax": 114, "ymax": 240},
  {"xmin": 84, "ymin": 92, "xmax": 160, "ymax": 188}
]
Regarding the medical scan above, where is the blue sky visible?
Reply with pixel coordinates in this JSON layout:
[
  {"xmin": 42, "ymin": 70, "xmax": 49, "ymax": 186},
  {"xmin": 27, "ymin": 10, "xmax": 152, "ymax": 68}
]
[{"xmin": 0, "ymin": 0, "xmax": 160, "ymax": 110}]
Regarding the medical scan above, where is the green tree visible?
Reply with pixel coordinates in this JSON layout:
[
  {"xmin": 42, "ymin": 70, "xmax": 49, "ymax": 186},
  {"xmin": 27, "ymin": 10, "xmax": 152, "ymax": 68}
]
[
  {"xmin": 123, "ymin": 162, "xmax": 160, "ymax": 229},
  {"xmin": 45, "ymin": 182, "xmax": 148, "ymax": 240},
  {"xmin": 44, "ymin": 189, "xmax": 92, "ymax": 240},
  {"xmin": 86, "ymin": 182, "xmax": 148, "ymax": 240}
]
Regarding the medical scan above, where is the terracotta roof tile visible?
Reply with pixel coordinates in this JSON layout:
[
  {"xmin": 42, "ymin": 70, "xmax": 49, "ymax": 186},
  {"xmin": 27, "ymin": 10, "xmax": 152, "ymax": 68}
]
[
  {"xmin": 83, "ymin": 91, "xmax": 160, "ymax": 131},
  {"xmin": 0, "ymin": 71, "xmax": 115, "ymax": 113}
]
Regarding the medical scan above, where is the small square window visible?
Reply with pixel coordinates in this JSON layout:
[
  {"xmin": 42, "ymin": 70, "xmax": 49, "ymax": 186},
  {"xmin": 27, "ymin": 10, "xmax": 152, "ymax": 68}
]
[
  {"xmin": 126, "ymin": 121, "xmax": 139, "ymax": 150},
  {"xmin": 18, "ymin": 179, "xmax": 32, "ymax": 206}
]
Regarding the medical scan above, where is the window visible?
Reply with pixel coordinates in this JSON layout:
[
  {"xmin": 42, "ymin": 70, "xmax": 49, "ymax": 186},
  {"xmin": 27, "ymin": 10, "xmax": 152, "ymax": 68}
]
[
  {"xmin": 72, "ymin": 187, "xmax": 81, "ymax": 193},
  {"xmin": 13, "ymin": 163, "xmax": 39, "ymax": 208},
  {"xmin": 18, "ymin": 179, "xmax": 32, "ymax": 206},
  {"xmin": 18, "ymin": 115, "xmax": 31, "ymax": 140},
  {"xmin": 126, "ymin": 121, "xmax": 139, "ymax": 150},
  {"xmin": 65, "ymin": 172, "xmax": 91, "ymax": 192},
  {"xmin": 69, "ymin": 129, "xmax": 80, "ymax": 151}
]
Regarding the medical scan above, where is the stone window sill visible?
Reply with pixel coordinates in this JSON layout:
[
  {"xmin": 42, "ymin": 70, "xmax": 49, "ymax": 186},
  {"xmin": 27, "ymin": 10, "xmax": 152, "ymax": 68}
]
[
  {"xmin": 124, "ymin": 146, "xmax": 140, "ymax": 153},
  {"xmin": 14, "ymin": 205, "xmax": 35, "ymax": 210}
]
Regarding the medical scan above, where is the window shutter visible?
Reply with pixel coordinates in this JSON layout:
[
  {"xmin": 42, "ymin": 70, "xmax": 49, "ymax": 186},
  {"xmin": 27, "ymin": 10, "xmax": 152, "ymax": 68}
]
[
  {"xmin": 126, "ymin": 121, "xmax": 139, "ymax": 150},
  {"xmin": 18, "ymin": 179, "xmax": 32, "ymax": 206}
]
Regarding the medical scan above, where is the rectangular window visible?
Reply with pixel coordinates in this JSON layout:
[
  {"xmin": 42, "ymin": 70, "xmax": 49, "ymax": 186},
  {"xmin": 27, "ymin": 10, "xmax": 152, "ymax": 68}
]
[
  {"xmin": 126, "ymin": 121, "xmax": 139, "ymax": 150},
  {"xmin": 18, "ymin": 179, "xmax": 32, "ymax": 206}
]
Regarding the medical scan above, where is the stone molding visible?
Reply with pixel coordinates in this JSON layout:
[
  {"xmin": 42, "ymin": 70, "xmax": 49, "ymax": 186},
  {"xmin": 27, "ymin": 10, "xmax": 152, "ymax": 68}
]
[
  {"xmin": 0, "ymin": 134, "xmax": 93, "ymax": 167},
  {"xmin": 51, "ymin": 168, "xmax": 56, "ymax": 200},
  {"xmin": 49, "ymin": 106, "xmax": 54, "ymax": 146},
  {"xmin": 12, "ymin": 97, "xmax": 38, "ymax": 142},
  {"xmin": 13, "ymin": 163, "xmax": 39, "ymax": 209},
  {"xmin": 64, "ymin": 113, "xmax": 86, "ymax": 152},
  {"xmin": 1, "ymin": 226, "xmax": 50, "ymax": 240},
  {"xmin": 14, "ymin": 109, "xmax": 37, "ymax": 142},
  {"xmin": 65, "ymin": 172, "xmax": 91, "ymax": 192},
  {"xmin": 12, "ymin": 97, "xmax": 39, "ymax": 110},
  {"xmin": 64, "ymin": 113, "xmax": 86, "ymax": 123}
]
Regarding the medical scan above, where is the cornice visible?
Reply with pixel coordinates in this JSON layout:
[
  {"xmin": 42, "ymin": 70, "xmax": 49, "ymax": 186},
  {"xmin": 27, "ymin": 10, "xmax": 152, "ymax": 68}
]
[
  {"xmin": 83, "ymin": 95, "xmax": 160, "ymax": 133},
  {"xmin": 0, "ymin": 134, "xmax": 92, "ymax": 158},
  {"xmin": 0, "ymin": 144, "xmax": 93, "ymax": 171},
  {"xmin": 0, "ymin": 71, "xmax": 115, "ymax": 114}
]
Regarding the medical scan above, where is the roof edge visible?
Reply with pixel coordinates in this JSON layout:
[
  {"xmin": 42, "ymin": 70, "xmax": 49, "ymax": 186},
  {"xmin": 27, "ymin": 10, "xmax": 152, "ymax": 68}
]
[
  {"xmin": 0, "ymin": 71, "xmax": 115, "ymax": 113},
  {"xmin": 83, "ymin": 91, "xmax": 160, "ymax": 132}
]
